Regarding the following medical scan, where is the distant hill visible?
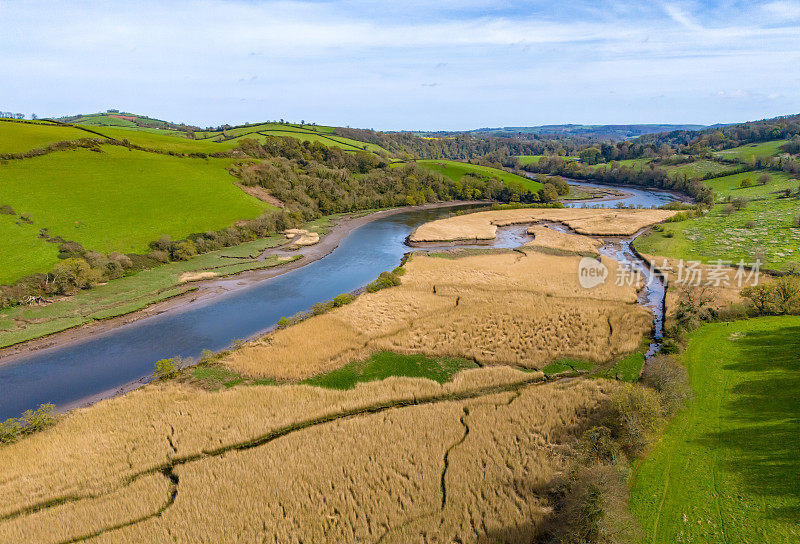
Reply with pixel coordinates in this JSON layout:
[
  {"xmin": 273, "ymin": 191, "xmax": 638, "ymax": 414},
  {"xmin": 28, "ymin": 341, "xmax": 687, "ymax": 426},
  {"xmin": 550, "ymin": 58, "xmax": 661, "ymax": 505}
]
[{"xmin": 419, "ymin": 124, "xmax": 707, "ymax": 140}]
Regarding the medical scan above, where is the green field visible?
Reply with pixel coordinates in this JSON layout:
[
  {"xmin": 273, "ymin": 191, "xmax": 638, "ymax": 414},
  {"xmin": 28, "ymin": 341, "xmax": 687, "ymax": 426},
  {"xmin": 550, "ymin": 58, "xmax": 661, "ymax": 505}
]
[
  {"xmin": 0, "ymin": 120, "xmax": 93, "ymax": 154},
  {"xmin": 714, "ymin": 140, "xmax": 791, "ymax": 161},
  {"xmin": 665, "ymin": 159, "xmax": 739, "ymax": 179},
  {"xmin": 88, "ymin": 126, "xmax": 237, "ymax": 153},
  {"xmin": 417, "ymin": 159, "xmax": 543, "ymax": 192},
  {"xmin": 630, "ymin": 317, "xmax": 800, "ymax": 543},
  {"xmin": 0, "ymin": 214, "xmax": 61, "ymax": 284},
  {"xmin": 0, "ymin": 145, "xmax": 270, "ymax": 282},
  {"xmin": 701, "ymin": 171, "xmax": 799, "ymax": 199},
  {"xmin": 634, "ymin": 170, "xmax": 800, "ymax": 270},
  {"xmin": 59, "ymin": 115, "xmax": 387, "ymax": 155},
  {"xmin": 517, "ymin": 154, "xmax": 543, "ymax": 165}
]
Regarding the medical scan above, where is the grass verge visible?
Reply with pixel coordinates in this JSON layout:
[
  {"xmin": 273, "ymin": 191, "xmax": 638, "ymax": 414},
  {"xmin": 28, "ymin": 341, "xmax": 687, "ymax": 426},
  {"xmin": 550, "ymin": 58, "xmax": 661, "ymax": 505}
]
[{"xmin": 629, "ymin": 316, "xmax": 800, "ymax": 543}]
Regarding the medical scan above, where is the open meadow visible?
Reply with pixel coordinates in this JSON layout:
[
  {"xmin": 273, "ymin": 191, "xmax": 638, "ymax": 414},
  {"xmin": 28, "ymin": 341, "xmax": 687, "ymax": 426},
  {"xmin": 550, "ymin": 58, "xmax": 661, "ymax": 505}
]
[
  {"xmin": 416, "ymin": 159, "xmax": 543, "ymax": 192},
  {"xmin": 633, "ymin": 170, "xmax": 800, "ymax": 270},
  {"xmin": 630, "ymin": 317, "xmax": 800, "ymax": 544},
  {"xmin": 0, "ymin": 120, "xmax": 92, "ymax": 154},
  {"xmin": 0, "ymin": 145, "xmax": 270, "ymax": 281}
]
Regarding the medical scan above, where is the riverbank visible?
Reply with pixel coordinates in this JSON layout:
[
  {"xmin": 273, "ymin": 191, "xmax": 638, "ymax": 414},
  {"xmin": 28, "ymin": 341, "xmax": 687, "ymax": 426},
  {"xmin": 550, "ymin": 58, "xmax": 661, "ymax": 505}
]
[{"xmin": 0, "ymin": 201, "xmax": 485, "ymax": 364}]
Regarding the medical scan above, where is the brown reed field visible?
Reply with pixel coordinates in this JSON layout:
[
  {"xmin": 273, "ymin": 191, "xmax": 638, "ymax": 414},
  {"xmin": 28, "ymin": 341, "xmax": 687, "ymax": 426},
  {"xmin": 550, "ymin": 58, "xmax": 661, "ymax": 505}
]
[
  {"xmin": 524, "ymin": 224, "xmax": 602, "ymax": 255},
  {"xmin": 0, "ymin": 375, "xmax": 612, "ymax": 544},
  {"xmin": 225, "ymin": 248, "xmax": 651, "ymax": 379},
  {"xmin": 408, "ymin": 208, "xmax": 678, "ymax": 242}
]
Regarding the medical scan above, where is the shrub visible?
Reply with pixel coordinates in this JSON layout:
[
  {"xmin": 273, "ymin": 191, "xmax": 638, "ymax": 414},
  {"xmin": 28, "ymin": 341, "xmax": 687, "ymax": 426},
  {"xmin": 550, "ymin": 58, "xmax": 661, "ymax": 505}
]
[
  {"xmin": 792, "ymin": 212, "xmax": 800, "ymax": 228},
  {"xmin": 332, "ymin": 293, "xmax": 356, "ymax": 307},
  {"xmin": 311, "ymin": 301, "xmax": 333, "ymax": 316},
  {"xmin": 543, "ymin": 465, "xmax": 641, "ymax": 544},
  {"xmin": 721, "ymin": 204, "xmax": 735, "ymax": 215},
  {"xmin": 743, "ymin": 220, "xmax": 756, "ymax": 229},
  {"xmin": 757, "ymin": 173, "xmax": 771, "ymax": 185},
  {"xmin": 640, "ymin": 355, "xmax": 692, "ymax": 416},
  {"xmin": 731, "ymin": 197, "xmax": 747, "ymax": 210},
  {"xmin": 366, "ymin": 269, "xmax": 403, "ymax": 293},
  {"xmin": 607, "ymin": 384, "xmax": 663, "ymax": 457},
  {"xmin": 276, "ymin": 316, "xmax": 292, "ymax": 329},
  {"xmin": 0, "ymin": 403, "xmax": 56, "ymax": 445},
  {"xmin": 576, "ymin": 426, "xmax": 620, "ymax": 466},
  {"xmin": 739, "ymin": 178, "xmax": 752, "ymax": 188},
  {"xmin": 57, "ymin": 241, "xmax": 86, "ymax": 260},
  {"xmin": 0, "ymin": 204, "xmax": 15, "ymax": 215},
  {"xmin": 154, "ymin": 357, "xmax": 182, "ymax": 380},
  {"xmin": 147, "ymin": 249, "xmax": 170, "ymax": 263},
  {"xmin": 171, "ymin": 240, "xmax": 198, "ymax": 261},
  {"xmin": 667, "ymin": 211, "xmax": 689, "ymax": 222}
]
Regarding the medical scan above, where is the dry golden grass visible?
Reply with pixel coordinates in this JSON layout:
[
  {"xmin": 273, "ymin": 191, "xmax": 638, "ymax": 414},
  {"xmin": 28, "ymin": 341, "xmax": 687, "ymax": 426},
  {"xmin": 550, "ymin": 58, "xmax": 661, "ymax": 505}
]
[
  {"xmin": 226, "ymin": 249, "xmax": 650, "ymax": 378},
  {"xmin": 525, "ymin": 225, "xmax": 601, "ymax": 255},
  {"xmin": 178, "ymin": 271, "xmax": 217, "ymax": 283},
  {"xmin": 283, "ymin": 228, "xmax": 320, "ymax": 246},
  {"xmin": 408, "ymin": 208, "xmax": 678, "ymax": 242},
  {"xmin": 0, "ymin": 366, "xmax": 538, "ymax": 522},
  {"xmin": 0, "ymin": 472, "xmax": 172, "ymax": 544},
  {"xmin": 1, "ymin": 378, "xmax": 609, "ymax": 544}
]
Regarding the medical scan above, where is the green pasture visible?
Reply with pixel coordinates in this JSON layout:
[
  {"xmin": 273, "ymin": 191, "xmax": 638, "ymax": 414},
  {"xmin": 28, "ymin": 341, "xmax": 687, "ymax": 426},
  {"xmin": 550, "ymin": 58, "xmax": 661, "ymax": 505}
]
[
  {"xmin": 0, "ymin": 145, "xmax": 271, "ymax": 257},
  {"xmin": 634, "ymin": 198, "xmax": 800, "ymax": 270},
  {"xmin": 714, "ymin": 139, "xmax": 790, "ymax": 161},
  {"xmin": 702, "ymin": 170, "xmax": 799, "ymax": 199},
  {"xmin": 665, "ymin": 159, "xmax": 739, "ymax": 179},
  {"xmin": 89, "ymin": 126, "xmax": 238, "ymax": 153},
  {"xmin": 630, "ymin": 317, "xmax": 800, "ymax": 543},
  {"xmin": 517, "ymin": 155, "xmax": 543, "ymax": 165},
  {"xmin": 0, "ymin": 214, "xmax": 61, "ymax": 284},
  {"xmin": 0, "ymin": 120, "xmax": 93, "ymax": 154},
  {"xmin": 417, "ymin": 159, "xmax": 543, "ymax": 192}
]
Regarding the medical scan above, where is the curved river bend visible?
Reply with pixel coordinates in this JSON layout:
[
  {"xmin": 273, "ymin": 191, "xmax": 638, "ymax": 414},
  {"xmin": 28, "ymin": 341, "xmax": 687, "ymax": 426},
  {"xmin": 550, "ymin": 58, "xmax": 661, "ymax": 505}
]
[{"xmin": 0, "ymin": 188, "xmax": 677, "ymax": 419}]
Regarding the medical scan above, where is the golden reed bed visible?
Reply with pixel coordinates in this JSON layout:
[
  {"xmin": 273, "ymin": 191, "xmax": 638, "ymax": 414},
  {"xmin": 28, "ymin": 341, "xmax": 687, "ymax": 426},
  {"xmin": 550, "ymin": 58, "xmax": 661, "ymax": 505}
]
[
  {"xmin": 0, "ymin": 374, "xmax": 615, "ymax": 544},
  {"xmin": 224, "ymin": 246, "xmax": 651, "ymax": 379},
  {"xmin": 408, "ymin": 208, "xmax": 678, "ymax": 242}
]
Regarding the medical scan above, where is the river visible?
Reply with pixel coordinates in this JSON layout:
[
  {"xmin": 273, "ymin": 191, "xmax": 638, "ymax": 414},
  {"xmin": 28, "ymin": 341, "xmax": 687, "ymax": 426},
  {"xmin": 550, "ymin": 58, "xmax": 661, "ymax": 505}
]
[{"xmin": 0, "ymin": 186, "xmax": 677, "ymax": 420}]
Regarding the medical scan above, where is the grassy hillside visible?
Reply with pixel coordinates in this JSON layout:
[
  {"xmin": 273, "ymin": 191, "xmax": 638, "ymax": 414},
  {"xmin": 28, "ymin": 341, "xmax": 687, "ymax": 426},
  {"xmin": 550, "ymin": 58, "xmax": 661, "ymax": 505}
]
[
  {"xmin": 417, "ymin": 159, "xmax": 543, "ymax": 192},
  {"xmin": 195, "ymin": 122, "xmax": 388, "ymax": 154},
  {"xmin": 55, "ymin": 114, "xmax": 389, "ymax": 155},
  {"xmin": 630, "ymin": 317, "xmax": 800, "ymax": 543},
  {"xmin": 714, "ymin": 139, "xmax": 790, "ymax": 161},
  {"xmin": 0, "ymin": 145, "xmax": 270, "ymax": 282},
  {"xmin": 0, "ymin": 120, "xmax": 92, "ymax": 154}
]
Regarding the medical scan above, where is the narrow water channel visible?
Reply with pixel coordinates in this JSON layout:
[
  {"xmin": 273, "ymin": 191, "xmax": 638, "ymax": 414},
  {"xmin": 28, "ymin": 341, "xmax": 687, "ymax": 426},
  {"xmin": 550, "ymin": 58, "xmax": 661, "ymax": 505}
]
[{"xmin": 0, "ymin": 186, "xmax": 678, "ymax": 419}]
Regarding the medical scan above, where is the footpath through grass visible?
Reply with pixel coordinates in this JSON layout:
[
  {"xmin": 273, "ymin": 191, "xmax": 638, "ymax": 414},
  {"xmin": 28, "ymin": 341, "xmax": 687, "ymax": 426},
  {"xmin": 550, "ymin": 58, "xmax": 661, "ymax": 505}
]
[{"xmin": 630, "ymin": 317, "xmax": 800, "ymax": 544}]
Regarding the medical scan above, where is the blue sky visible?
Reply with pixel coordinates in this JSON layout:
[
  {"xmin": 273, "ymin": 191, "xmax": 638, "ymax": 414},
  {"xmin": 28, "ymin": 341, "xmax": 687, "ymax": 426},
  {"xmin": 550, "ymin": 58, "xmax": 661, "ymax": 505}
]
[{"xmin": 1, "ymin": 0, "xmax": 799, "ymax": 130}]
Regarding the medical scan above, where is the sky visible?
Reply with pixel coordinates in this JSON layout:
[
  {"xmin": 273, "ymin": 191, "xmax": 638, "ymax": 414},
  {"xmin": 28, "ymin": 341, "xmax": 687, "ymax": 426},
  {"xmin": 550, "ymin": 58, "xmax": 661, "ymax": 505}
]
[{"xmin": 1, "ymin": 0, "xmax": 799, "ymax": 130}]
